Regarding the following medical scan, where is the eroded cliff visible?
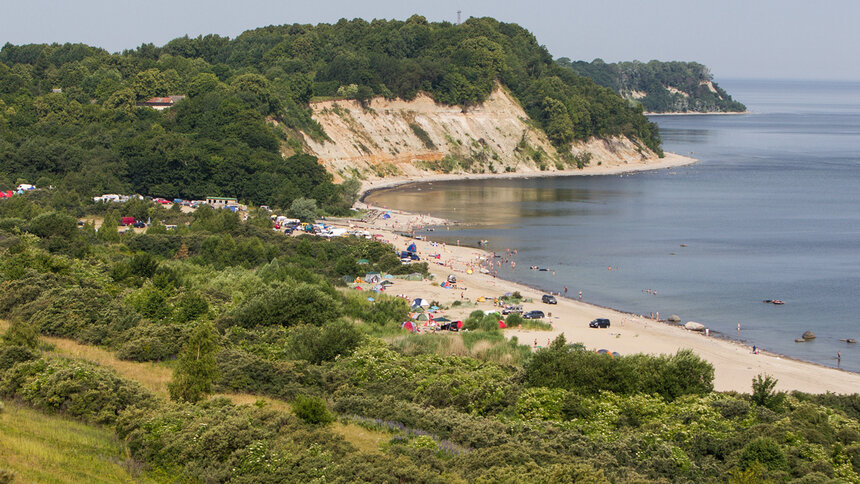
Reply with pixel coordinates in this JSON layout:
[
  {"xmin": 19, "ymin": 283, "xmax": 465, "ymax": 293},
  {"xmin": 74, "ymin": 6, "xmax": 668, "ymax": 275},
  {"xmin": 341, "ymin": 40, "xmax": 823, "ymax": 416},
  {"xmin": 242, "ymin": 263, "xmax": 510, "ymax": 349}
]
[{"xmin": 299, "ymin": 86, "xmax": 659, "ymax": 182}]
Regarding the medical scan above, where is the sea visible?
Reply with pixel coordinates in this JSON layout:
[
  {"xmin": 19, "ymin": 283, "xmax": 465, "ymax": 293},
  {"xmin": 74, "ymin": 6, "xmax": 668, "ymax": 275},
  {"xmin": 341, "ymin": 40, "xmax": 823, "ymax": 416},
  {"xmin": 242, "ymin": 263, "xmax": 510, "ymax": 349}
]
[{"xmin": 366, "ymin": 79, "xmax": 860, "ymax": 373}]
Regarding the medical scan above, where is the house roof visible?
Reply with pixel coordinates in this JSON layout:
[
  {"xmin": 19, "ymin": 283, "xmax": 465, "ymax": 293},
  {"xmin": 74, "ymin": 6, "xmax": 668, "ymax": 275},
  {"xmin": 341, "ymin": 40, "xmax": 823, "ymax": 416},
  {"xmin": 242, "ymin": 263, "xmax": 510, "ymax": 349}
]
[
  {"xmin": 206, "ymin": 196, "xmax": 237, "ymax": 201},
  {"xmin": 141, "ymin": 97, "xmax": 174, "ymax": 105}
]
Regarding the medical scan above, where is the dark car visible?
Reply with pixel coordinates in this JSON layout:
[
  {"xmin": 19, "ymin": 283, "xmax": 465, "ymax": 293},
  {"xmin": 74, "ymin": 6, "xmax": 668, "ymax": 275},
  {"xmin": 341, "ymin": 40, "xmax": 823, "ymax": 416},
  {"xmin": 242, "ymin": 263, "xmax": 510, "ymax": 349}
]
[
  {"xmin": 523, "ymin": 310, "xmax": 545, "ymax": 320},
  {"xmin": 589, "ymin": 318, "xmax": 610, "ymax": 328},
  {"xmin": 132, "ymin": 221, "xmax": 146, "ymax": 228},
  {"xmin": 542, "ymin": 294, "xmax": 557, "ymax": 304}
]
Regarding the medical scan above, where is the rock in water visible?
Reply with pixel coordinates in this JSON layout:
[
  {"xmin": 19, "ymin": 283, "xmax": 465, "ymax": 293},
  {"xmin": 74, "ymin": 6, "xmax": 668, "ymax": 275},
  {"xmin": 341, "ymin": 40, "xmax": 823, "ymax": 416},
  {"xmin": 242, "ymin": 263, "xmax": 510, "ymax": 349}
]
[
  {"xmin": 795, "ymin": 338, "xmax": 806, "ymax": 343},
  {"xmin": 802, "ymin": 331, "xmax": 816, "ymax": 340},
  {"xmin": 685, "ymin": 321, "xmax": 705, "ymax": 332},
  {"xmin": 668, "ymin": 315, "xmax": 681, "ymax": 323}
]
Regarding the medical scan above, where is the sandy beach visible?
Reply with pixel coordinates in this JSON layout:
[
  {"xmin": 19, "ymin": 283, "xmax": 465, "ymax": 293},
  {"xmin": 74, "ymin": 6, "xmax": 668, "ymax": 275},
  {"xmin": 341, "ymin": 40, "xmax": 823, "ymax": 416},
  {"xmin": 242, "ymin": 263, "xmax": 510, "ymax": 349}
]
[
  {"xmin": 358, "ymin": 151, "xmax": 697, "ymax": 200},
  {"xmin": 334, "ymin": 154, "xmax": 860, "ymax": 395}
]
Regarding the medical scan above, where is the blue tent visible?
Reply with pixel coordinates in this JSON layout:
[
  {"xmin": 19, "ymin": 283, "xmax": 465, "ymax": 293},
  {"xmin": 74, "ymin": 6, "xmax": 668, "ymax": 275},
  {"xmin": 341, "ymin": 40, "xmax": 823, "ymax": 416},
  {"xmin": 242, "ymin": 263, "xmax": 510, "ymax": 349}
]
[
  {"xmin": 407, "ymin": 243, "xmax": 417, "ymax": 253},
  {"xmin": 382, "ymin": 213, "xmax": 391, "ymax": 219}
]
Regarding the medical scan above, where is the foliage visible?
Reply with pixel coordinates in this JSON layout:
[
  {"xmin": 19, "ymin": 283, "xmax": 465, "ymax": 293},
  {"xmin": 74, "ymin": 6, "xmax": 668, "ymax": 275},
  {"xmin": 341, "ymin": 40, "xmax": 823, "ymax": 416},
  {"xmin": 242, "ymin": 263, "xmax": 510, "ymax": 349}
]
[
  {"xmin": 291, "ymin": 394, "xmax": 334, "ymax": 425},
  {"xmin": 558, "ymin": 58, "xmax": 747, "ymax": 113},
  {"xmin": 168, "ymin": 320, "xmax": 219, "ymax": 403},
  {"xmin": 752, "ymin": 374, "xmax": 786, "ymax": 411},
  {"xmin": 524, "ymin": 335, "xmax": 714, "ymax": 399},
  {"xmin": 286, "ymin": 320, "xmax": 364, "ymax": 364}
]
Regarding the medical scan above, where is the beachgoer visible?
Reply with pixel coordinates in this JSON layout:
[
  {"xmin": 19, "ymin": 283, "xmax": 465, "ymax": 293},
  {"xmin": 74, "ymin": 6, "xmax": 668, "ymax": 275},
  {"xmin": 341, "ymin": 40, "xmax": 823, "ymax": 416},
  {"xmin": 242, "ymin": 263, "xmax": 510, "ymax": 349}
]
[
  {"xmin": 564, "ymin": 286, "xmax": 568, "ymax": 296},
  {"xmin": 579, "ymin": 291, "xmax": 582, "ymax": 300},
  {"xmin": 752, "ymin": 345, "xmax": 757, "ymax": 354},
  {"xmin": 737, "ymin": 323, "xmax": 741, "ymax": 332}
]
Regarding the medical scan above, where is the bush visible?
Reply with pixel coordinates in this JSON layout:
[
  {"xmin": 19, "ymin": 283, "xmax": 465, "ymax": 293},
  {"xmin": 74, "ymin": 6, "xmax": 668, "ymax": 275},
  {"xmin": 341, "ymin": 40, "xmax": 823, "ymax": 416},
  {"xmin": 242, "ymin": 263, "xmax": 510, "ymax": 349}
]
[
  {"xmin": 0, "ymin": 357, "xmax": 157, "ymax": 424},
  {"xmin": 752, "ymin": 374, "xmax": 786, "ymax": 411},
  {"xmin": 292, "ymin": 395, "xmax": 334, "ymax": 425},
  {"xmin": 0, "ymin": 468, "xmax": 15, "ymax": 484},
  {"xmin": 116, "ymin": 323, "xmax": 187, "ymax": 361},
  {"xmin": 287, "ymin": 320, "xmax": 364, "ymax": 364},
  {"xmin": 0, "ymin": 345, "xmax": 38, "ymax": 370},
  {"xmin": 231, "ymin": 282, "xmax": 341, "ymax": 328},
  {"xmin": 738, "ymin": 437, "xmax": 788, "ymax": 471},
  {"xmin": 215, "ymin": 348, "xmax": 302, "ymax": 399}
]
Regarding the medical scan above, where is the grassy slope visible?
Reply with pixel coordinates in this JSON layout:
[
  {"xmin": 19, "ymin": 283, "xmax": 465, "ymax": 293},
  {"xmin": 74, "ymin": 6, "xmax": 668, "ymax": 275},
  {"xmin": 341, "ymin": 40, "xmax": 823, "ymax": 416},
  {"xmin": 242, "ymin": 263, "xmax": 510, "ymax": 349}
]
[
  {"xmin": 0, "ymin": 320, "xmax": 389, "ymax": 456},
  {"xmin": 0, "ymin": 400, "xmax": 156, "ymax": 484}
]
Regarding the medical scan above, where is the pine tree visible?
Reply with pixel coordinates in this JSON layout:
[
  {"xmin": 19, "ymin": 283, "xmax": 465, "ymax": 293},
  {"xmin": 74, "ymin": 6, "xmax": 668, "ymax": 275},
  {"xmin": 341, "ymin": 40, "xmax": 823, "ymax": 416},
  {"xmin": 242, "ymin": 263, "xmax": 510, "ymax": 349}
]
[{"xmin": 168, "ymin": 320, "xmax": 219, "ymax": 403}]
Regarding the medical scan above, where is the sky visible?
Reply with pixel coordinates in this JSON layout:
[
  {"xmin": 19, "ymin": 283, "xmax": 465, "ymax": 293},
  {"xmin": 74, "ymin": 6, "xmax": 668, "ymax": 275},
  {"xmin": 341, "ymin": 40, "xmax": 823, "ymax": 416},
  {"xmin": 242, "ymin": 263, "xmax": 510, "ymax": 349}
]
[{"xmin": 2, "ymin": 0, "xmax": 858, "ymax": 81}]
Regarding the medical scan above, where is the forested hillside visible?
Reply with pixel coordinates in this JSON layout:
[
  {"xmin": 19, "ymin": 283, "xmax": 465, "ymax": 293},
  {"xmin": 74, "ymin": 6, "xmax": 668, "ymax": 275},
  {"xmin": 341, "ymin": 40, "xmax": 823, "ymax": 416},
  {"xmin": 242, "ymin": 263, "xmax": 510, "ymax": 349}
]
[
  {"xmin": 0, "ymin": 16, "xmax": 661, "ymax": 211},
  {"xmin": 557, "ymin": 58, "xmax": 746, "ymax": 113}
]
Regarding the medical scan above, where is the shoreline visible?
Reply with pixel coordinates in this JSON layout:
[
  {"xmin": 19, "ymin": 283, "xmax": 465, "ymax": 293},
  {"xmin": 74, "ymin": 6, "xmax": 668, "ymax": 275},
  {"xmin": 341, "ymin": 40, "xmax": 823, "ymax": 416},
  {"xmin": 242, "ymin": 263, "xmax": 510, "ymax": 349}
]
[
  {"xmin": 358, "ymin": 151, "xmax": 696, "ymax": 202},
  {"xmin": 342, "ymin": 154, "xmax": 860, "ymax": 394},
  {"xmin": 645, "ymin": 111, "xmax": 749, "ymax": 116}
]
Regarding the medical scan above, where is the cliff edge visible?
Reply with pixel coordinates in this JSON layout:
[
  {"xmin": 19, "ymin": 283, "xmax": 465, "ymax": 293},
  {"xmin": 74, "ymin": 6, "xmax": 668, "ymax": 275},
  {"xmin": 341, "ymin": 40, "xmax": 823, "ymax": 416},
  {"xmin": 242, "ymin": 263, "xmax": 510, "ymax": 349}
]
[{"xmin": 299, "ymin": 86, "xmax": 663, "ymax": 182}]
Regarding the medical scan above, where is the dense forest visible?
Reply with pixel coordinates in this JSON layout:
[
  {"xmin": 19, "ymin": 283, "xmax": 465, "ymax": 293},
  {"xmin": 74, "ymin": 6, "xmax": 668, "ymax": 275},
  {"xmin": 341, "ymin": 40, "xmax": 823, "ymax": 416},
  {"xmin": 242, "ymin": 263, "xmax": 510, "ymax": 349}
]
[
  {"xmin": 1, "ymin": 194, "xmax": 860, "ymax": 482},
  {"xmin": 0, "ymin": 16, "xmax": 662, "ymax": 212},
  {"xmin": 557, "ymin": 58, "xmax": 747, "ymax": 113}
]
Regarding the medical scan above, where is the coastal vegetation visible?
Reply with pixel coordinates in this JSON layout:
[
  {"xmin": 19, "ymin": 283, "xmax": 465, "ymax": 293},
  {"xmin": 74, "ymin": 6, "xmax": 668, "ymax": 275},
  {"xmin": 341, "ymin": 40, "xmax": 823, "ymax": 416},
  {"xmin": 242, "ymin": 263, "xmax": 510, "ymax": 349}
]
[
  {"xmin": 557, "ymin": 58, "xmax": 747, "ymax": 113},
  {"xmin": 0, "ymin": 16, "xmax": 662, "ymax": 213},
  {"xmin": 1, "ymin": 194, "xmax": 859, "ymax": 482}
]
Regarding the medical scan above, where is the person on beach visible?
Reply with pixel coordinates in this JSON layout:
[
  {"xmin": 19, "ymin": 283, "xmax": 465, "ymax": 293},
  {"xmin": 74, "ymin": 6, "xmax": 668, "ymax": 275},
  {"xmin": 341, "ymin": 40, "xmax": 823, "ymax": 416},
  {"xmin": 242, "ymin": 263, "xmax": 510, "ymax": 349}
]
[
  {"xmin": 738, "ymin": 323, "xmax": 741, "ymax": 333},
  {"xmin": 752, "ymin": 345, "xmax": 757, "ymax": 354},
  {"xmin": 564, "ymin": 286, "xmax": 568, "ymax": 296},
  {"xmin": 579, "ymin": 291, "xmax": 582, "ymax": 300}
]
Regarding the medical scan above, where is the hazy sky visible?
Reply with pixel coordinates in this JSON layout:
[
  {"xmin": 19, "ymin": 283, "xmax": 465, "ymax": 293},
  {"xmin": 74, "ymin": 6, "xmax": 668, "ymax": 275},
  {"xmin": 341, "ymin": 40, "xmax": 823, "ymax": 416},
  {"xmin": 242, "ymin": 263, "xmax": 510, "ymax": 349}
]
[{"xmin": 2, "ymin": 0, "xmax": 858, "ymax": 81}]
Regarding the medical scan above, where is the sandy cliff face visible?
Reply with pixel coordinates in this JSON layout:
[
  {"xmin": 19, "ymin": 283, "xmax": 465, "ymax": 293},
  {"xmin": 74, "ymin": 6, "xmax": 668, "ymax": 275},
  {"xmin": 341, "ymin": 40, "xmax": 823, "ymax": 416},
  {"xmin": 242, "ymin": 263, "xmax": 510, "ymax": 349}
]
[{"xmin": 299, "ymin": 86, "xmax": 656, "ymax": 182}]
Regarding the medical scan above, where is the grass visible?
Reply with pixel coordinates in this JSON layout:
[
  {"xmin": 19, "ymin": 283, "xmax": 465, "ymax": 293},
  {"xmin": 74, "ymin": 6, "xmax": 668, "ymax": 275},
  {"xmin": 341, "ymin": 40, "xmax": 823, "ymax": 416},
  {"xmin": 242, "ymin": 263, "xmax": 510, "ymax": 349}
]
[
  {"xmin": 42, "ymin": 334, "xmax": 173, "ymax": 398},
  {"xmin": 1, "ymin": 320, "xmax": 392, "ymax": 457},
  {"xmin": 0, "ymin": 400, "xmax": 158, "ymax": 483},
  {"xmin": 389, "ymin": 331, "xmax": 532, "ymax": 365},
  {"xmin": 331, "ymin": 421, "xmax": 388, "ymax": 454}
]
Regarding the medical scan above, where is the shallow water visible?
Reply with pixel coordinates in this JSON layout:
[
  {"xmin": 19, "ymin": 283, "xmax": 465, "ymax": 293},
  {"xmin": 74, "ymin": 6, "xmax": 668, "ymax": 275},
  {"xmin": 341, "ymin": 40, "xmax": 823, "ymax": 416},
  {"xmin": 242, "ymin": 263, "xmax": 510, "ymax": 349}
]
[{"xmin": 367, "ymin": 79, "xmax": 860, "ymax": 372}]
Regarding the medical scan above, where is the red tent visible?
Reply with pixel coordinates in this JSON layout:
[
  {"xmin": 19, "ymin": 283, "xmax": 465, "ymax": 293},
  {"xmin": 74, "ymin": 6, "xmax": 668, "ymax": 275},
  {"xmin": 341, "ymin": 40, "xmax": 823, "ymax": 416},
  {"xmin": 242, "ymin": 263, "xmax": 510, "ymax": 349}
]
[
  {"xmin": 498, "ymin": 320, "xmax": 507, "ymax": 329},
  {"xmin": 456, "ymin": 321, "xmax": 463, "ymax": 329}
]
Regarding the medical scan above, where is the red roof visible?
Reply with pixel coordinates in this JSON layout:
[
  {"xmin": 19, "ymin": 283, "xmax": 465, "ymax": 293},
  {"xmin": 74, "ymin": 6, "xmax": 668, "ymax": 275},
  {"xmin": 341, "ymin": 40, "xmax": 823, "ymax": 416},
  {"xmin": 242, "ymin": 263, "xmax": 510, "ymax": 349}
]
[{"xmin": 142, "ymin": 97, "xmax": 174, "ymax": 105}]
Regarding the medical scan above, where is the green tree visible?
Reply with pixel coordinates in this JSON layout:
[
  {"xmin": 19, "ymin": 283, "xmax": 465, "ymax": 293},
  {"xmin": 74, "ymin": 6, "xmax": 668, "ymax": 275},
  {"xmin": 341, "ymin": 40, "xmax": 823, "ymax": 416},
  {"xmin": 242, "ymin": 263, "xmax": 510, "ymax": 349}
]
[
  {"xmin": 168, "ymin": 320, "xmax": 219, "ymax": 403},
  {"xmin": 288, "ymin": 197, "xmax": 317, "ymax": 222},
  {"xmin": 752, "ymin": 374, "xmax": 786, "ymax": 411},
  {"xmin": 1, "ymin": 320, "xmax": 39, "ymax": 349},
  {"xmin": 98, "ymin": 210, "xmax": 120, "ymax": 242},
  {"xmin": 291, "ymin": 394, "xmax": 334, "ymax": 425}
]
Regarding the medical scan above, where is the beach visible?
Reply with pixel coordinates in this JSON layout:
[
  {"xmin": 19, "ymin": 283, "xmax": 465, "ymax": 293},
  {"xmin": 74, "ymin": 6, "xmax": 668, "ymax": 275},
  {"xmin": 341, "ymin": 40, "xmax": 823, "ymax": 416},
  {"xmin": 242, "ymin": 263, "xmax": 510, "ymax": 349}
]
[{"xmin": 335, "ymin": 154, "xmax": 860, "ymax": 395}]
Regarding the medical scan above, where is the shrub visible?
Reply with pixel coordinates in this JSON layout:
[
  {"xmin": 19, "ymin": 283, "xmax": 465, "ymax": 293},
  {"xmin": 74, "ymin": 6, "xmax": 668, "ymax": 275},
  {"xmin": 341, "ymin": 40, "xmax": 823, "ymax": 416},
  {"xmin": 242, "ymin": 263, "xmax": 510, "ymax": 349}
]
[
  {"xmin": 286, "ymin": 320, "xmax": 364, "ymax": 364},
  {"xmin": 738, "ymin": 437, "xmax": 788, "ymax": 471},
  {"xmin": 0, "ymin": 345, "xmax": 38, "ymax": 370},
  {"xmin": 215, "ymin": 348, "xmax": 302, "ymax": 399},
  {"xmin": 292, "ymin": 395, "xmax": 334, "ymax": 425},
  {"xmin": 0, "ymin": 357, "xmax": 157, "ymax": 424},
  {"xmin": 117, "ymin": 323, "xmax": 187, "ymax": 361},
  {"xmin": 752, "ymin": 374, "xmax": 786, "ymax": 411},
  {"xmin": 0, "ymin": 468, "xmax": 15, "ymax": 484},
  {"xmin": 231, "ymin": 282, "xmax": 341, "ymax": 328}
]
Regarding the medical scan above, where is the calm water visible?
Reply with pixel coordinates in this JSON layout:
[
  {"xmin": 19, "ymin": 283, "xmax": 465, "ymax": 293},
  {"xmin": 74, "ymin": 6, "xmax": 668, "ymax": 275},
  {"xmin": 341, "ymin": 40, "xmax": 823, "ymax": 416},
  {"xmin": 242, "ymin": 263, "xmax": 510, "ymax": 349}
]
[{"xmin": 367, "ymin": 79, "xmax": 860, "ymax": 372}]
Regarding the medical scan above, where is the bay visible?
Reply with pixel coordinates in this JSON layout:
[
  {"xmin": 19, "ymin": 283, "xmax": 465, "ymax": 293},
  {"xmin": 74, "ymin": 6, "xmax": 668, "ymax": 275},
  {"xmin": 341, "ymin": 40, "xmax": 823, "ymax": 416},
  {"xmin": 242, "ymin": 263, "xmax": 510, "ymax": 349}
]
[{"xmin": 366, "ymin": 79, "xmax": 860, "ymax": 372}]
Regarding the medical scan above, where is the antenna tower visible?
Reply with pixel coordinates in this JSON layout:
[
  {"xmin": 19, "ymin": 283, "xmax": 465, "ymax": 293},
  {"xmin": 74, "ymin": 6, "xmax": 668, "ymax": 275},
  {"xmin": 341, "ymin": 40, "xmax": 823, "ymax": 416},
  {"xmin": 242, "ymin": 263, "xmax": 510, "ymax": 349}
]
[{"xmin": 457, "ymin": 10, "xmax": 462, "ymax": 25}]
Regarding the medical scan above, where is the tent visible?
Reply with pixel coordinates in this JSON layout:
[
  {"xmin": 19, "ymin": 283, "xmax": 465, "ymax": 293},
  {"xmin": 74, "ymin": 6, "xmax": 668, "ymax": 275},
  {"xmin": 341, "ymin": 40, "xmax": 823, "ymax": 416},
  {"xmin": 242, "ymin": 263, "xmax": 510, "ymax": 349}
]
[
  {"xmin": 401, "ymin": 321, "xmax": 416, "ymax": 332},
  {"xmin": 356, "ymin": 259, "xmax": 370, "ymax": 265},
  {"xmin": 341, "ymin": 275, "xmax": 355, "ymax": 284},
  {"xmin": 411, "ymin": 298, "xmax": 430, "ymax": 309},
  {"xmin": 380, "ymin": 280, "xmax": 394, "ymax": 286},
  {"xmin": 498, "ymin": 320, "xmax": 507, "ymax": 329},
  {"xmin": 414, "ymin": 313, "xmax": 430, "ymax": 322},
  {"xmin": 365, "ymin": 272, "xmax": 382, "ymax": 284},
  {"xmin": 367, "ymin": 297, "xmax": 375, "ymax": 302},
  {"xmin": 407, "ymin": 242, "xmax": 417, "ymax": 253},
  {"xmin": 433, "ymin": 317, "xmax": 451, "ymax": 323},
  {"xmin": 382, "ymin": 213, "xmax": 391, "ymax": 219},
  {"xmin": 477, "ymin": 296, "xmax": 486, "ymax": 302},
  {"xmin": 354, "ymin": 286, "xmax": 363, "ymax": 291}
]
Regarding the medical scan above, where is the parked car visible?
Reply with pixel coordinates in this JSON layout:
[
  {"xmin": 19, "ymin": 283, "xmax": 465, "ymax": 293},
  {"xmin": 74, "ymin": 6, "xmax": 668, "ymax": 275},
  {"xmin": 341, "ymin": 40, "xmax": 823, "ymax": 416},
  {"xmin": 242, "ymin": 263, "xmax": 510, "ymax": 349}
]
[
  {"xmin": 541, "ymin": 294, "xmax": 557, "ymax": 304},
  {"xmin": 132, "ymin": 221, "xmax": 146, "ymax": 228},
  {"xmin": 502, "ymin": 305, "xmax": 523, "ymax": 315},
  {"xmin": 589, "ymin": 318, "xmax": 611, "ymax": 328},
  {"xmin": 523, "ymin": 310, "xmax": 545, "ymax": 320}
]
